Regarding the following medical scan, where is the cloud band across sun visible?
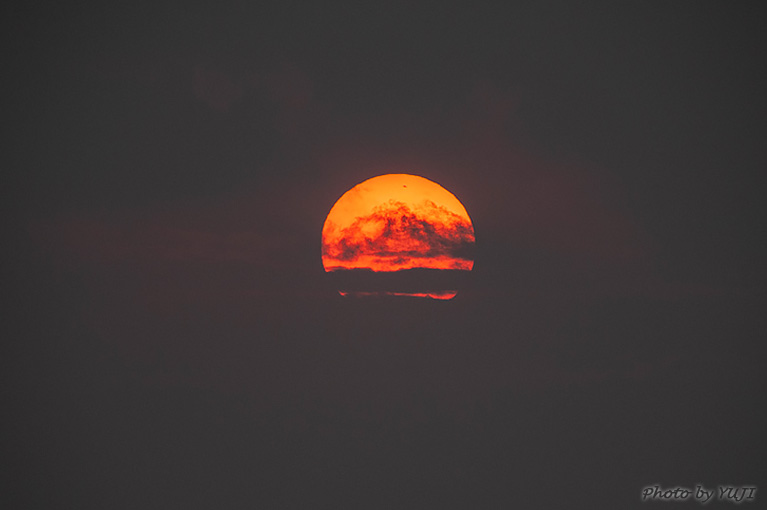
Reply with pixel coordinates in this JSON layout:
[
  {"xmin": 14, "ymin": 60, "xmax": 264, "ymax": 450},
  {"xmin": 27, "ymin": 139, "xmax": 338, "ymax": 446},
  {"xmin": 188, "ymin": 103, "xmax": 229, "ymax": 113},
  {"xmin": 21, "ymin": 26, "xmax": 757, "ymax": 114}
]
[{"xmin": 323, "ymin": 199, "xmax": 474, "ymax": 271}]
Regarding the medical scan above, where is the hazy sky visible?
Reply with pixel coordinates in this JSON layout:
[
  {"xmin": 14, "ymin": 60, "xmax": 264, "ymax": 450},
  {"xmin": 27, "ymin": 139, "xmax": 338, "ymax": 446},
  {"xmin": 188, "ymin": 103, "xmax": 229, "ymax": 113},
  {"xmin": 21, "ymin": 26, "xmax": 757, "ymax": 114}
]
[{"xmin": 4, "ymin": 2, "xmax": 765, "ymax": 508}]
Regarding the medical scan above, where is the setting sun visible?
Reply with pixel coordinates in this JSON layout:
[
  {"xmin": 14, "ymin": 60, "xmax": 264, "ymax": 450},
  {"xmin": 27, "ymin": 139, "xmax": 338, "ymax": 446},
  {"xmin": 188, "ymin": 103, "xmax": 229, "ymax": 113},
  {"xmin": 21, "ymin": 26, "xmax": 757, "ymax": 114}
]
[{"xmin": 322, "ymin": 174, "xmax": 475, "ymax": 299}]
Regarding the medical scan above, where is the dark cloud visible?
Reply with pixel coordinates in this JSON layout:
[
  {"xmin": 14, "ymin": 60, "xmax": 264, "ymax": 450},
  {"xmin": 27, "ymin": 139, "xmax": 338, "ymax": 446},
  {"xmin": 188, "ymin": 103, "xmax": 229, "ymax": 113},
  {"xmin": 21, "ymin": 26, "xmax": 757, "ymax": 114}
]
[
  {"xmin": 328, "ymin": 267, "xmax": 471, "ymax": 295},
  {"xmin": 323, "ymin": 200, "xmax": 475, "ymax": 264}
]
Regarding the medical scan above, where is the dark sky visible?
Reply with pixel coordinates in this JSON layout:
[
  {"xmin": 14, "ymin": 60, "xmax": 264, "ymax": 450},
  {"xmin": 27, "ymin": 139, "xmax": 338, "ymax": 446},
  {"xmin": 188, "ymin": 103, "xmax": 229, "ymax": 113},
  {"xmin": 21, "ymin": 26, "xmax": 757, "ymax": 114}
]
[{"xmin": 3, "ymin": 1, "xmax": 766, "ymax": 508}]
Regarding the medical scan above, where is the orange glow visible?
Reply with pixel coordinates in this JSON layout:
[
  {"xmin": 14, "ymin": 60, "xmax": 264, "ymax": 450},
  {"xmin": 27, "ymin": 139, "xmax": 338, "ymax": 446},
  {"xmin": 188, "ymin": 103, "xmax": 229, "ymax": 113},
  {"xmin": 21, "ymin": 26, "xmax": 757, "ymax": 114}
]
[{"xmin": 322, "ymin": 174, "xmax": 475, "ymax": 273}]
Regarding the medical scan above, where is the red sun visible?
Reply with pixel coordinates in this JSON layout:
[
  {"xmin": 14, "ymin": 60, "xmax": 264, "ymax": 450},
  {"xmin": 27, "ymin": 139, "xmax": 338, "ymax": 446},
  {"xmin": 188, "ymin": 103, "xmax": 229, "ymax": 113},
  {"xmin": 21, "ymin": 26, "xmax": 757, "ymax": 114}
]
[{"xmin": 322, "ymin": 174, "xmax": 475, "ymax": 299}]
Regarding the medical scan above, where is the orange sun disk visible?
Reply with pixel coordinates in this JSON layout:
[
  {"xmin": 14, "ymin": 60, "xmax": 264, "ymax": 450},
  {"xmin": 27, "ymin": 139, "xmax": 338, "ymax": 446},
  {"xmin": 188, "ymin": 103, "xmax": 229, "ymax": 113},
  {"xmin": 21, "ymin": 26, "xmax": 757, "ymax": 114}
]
[{"xmin": 322, "ymin": 174, "xmax": 475, "ymax": 298}]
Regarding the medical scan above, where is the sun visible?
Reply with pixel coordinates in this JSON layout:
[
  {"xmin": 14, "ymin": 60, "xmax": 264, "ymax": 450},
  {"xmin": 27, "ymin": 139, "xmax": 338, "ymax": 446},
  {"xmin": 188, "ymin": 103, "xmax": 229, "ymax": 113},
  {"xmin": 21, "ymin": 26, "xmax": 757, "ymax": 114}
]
[{"xmin": 322, "ymin": 174, "xmax": 475, "ymax": 299}]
